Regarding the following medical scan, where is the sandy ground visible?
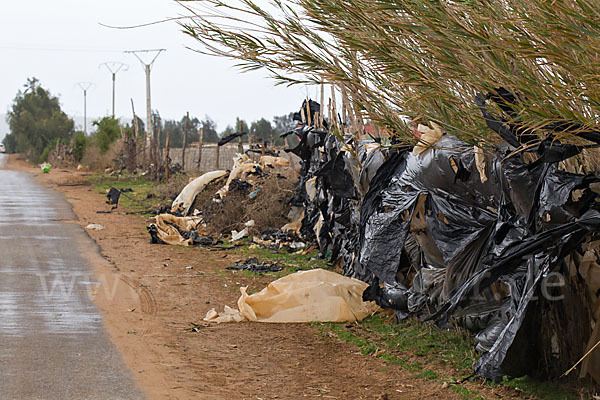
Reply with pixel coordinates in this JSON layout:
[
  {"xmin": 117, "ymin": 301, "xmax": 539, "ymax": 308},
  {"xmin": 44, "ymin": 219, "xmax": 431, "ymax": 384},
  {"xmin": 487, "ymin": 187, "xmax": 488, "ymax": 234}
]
[{"xmin": 7, "ymin": 156, "xmax": 526, "ymax": 400}]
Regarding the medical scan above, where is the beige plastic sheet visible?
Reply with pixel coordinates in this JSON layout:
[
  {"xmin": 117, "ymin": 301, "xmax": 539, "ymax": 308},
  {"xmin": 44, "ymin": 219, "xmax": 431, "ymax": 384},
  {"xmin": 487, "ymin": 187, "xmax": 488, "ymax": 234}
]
[
  {"xmin": 474, "ymin": 145, "xmax": 488, "ymax": 183},
  {"xmin": 413, "ymin": 122, "xmax": 443, "ymax": 156},
  {"xmin": 171, "ymin": 170, "xmax": 228, "ymax": 215},
  {"xmin": 259, "ymin": 155, "xmax": 290, "ymax": 168},
  {"xmin": 281, "ymin": 206, "xmax": 304, "ymax": 235},
  {"xmin": 205, "ymin": 269, "xmax": 379, "ymax": 323},
  {"xmin": 153, "ymin": 214, "xmax": 205, "ymax": 246}
]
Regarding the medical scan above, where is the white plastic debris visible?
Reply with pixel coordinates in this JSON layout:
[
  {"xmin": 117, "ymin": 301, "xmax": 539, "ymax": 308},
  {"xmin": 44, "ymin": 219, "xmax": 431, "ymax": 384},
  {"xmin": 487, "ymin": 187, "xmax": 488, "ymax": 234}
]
[
  {"xmin": 231, "ymin": 229, "xmax": 247, "ymax": 241},
  {"xmin": 86, "ymin": 224, "xmax": 105, "ymax": 231},
  {"xmin": 231, "ymin": 220, "xmax": 255, "ymax": 242},
  {"xmin": 171, "ymin": 170, "xmax": 228, "ymax": 215},
  {"xmin": 204, "ymin": 305, "xmax": 245, "ymax": 323}
]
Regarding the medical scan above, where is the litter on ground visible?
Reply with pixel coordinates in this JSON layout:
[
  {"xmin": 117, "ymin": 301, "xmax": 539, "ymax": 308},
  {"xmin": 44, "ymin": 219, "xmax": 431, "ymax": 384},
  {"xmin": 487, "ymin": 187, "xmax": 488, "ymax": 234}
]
[
  {"xmin": 85, "ymin": 224, "xmax": 105, "ymax": 231},
  {"xmin": 204, "ymin": 269, "xmax": 379, "ymax": 324}
]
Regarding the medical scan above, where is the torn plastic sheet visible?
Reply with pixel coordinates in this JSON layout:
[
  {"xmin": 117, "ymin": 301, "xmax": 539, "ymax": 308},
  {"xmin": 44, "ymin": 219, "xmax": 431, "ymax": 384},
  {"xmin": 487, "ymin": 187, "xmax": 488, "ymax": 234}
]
[
  {"xmin": 284, "ymin": 102, "xmax": 380, "ymax": 268},
  {"xmin": 282, "ymin": 96, "xmax": 600, "ymax": 382},
  {"xmin": 205, "ymin": 269, "xmax": 379, "ymax": 324},
  {"xmin": 147, "ymin": 214, "xmax": 208, "ymax": 246},
  {"xmin": 218, "ymin": 131, "xmax": 247, "ymax": 146},
  {"xmin": 359, "ymin": 133, "xmax": 600, "ymax": 381},
  {"xmin": 357, "ymin": 125, "xmax": 600, "ymax": 382},
  {"xmin": 171, "ymin": 170, "xmax": 228, "ymax": 215},
  {"xmin": 259, "ymin": 155, "xmax": 290, "ymax": 168},
  {"xmin": 315, "ymin": 151, "xmax": 358, "ymax": 200}
]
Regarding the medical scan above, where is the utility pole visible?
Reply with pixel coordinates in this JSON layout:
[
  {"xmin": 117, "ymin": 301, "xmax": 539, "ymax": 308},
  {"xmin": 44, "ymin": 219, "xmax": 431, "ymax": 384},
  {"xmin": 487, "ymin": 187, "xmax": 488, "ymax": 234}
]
[
  {"xmin": 125, "ymin": 49, "xmax": 166, "ymax": 150},
  {"xmin": 76, "ymin": 82, "xmax": 94, "ymax": 135},
  {"xmin": 182, "ymin": 112, "xmax": 189, "ymax": 170},
  {"xmin": 100, "ymin": 62, "xmax": 128, "ymax": 118}
]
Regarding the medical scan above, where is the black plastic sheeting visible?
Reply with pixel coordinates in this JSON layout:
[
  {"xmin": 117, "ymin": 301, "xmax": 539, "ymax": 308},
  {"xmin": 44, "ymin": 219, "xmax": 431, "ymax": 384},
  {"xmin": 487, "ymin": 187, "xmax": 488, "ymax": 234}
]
[
  {"xmin": 218, "ymin": 131, "xmax": 248, "ymax": 146},
  {"xmin": 359, "ymin": 135, "xmax": 600, "ymax": 381},
  {"xmin": 226, "ymin": 257, "xmax": 283, "ymax": 272},
  {"xmin": 285, "ymin": 95, "xmax": 600, "ymax": 382},
  {"xmin": 292, "ymin": 99, "xmax": 324, "ymax": 127},
  {"xmin": 106, "ymin": 187, "xmax": 133, "ymax": 208},
  {"xmin": 106, "ymin": 187, "xmax": 121, "ymax": 206}
]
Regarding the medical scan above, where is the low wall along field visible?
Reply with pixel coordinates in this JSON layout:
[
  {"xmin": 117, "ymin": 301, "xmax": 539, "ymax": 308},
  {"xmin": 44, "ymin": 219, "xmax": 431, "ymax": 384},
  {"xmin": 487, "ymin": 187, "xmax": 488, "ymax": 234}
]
[{"xmin": 168, "ymin": 144, "xmax": 299, "ymax": 172}]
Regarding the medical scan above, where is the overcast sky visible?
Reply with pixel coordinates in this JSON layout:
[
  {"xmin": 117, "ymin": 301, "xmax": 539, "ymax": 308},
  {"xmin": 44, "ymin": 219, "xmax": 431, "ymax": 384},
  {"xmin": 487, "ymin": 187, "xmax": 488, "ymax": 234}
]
[{"xmin": 0, "ymin": 0, "xmax": 310, "ymax": 137}]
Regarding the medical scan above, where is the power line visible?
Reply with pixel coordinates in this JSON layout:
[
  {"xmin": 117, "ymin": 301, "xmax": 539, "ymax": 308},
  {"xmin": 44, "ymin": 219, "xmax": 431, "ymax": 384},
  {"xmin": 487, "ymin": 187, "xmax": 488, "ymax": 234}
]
[
  {"xmin": 125, "ymin": 49, "xmax": 166, "ymax": 65},
  {"xmin": 0, "ymin": 45, "xmax": 125, "ymax": 53}
]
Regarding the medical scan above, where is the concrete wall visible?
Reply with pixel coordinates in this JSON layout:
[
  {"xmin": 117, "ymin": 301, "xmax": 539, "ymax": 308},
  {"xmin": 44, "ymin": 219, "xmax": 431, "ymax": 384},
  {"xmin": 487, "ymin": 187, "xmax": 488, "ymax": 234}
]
[{"xmin": 167, "ymin": 144, "xmax": 300, "ymax": 172}]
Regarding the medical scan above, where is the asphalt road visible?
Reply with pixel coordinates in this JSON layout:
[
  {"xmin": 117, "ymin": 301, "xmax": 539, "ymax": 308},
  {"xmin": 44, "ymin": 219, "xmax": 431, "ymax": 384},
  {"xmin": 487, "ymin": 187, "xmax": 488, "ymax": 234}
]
[{"xmin": 0, "ymin": 154, "xmax": 143, "ymax": 399}]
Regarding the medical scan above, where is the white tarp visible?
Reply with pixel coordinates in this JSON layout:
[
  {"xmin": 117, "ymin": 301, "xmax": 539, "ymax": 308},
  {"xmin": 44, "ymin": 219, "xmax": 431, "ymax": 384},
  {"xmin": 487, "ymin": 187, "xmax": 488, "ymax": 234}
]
[{"xmin": 171, "ymin": 170, "xmax": 228, "ymax": 215}]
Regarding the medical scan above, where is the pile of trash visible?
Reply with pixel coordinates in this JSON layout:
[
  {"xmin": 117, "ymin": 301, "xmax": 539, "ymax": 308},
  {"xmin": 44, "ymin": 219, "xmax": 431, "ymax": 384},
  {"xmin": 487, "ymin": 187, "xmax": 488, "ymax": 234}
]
[
  {"xmin": 283, "ymin": 96, "xmax": 600, "ymax": 383},
  {"xmin": 148, "ymin": 153, "xmax": 297, "ymax": 246},
  {"xmin": 149, "ymin": 95, "xmax": 600, "ymax": 383},
  {"xmin": 253, "ymin": 228, "xmax": 306, "ymax": 252},
  {"xmin": 226, "ymin": 257, "xmax": 283, "ymax": 273}
]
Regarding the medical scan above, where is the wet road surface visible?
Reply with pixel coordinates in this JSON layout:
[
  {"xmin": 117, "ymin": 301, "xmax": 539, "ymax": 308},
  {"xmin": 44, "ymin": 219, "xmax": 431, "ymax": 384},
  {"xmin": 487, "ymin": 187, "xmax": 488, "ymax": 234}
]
[{"xmin": 0, "ymin": 154, "xmax": 143, "ymax": 399}]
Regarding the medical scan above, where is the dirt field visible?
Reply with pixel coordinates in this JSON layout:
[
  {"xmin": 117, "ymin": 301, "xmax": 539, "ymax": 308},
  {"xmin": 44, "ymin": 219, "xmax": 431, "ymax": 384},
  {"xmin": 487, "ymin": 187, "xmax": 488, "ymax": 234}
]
[{"xmin": 7, "ymin": 155, "xmax": 532, "ymax": 399}]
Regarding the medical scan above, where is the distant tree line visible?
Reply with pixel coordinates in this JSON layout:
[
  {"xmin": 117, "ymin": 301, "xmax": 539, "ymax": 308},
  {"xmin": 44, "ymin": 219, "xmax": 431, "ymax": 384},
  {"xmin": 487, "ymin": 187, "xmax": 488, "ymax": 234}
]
[
  {"xmin": 156, "ymin": 112, "xmax": 297, "ymax": 148},
  {"xmin": 156, "ymin": 114, "xmax": 220, "ymax": 148},
  {"xmin": 2, "ymin": 77, "xmax": 300, "ymax": 163}
]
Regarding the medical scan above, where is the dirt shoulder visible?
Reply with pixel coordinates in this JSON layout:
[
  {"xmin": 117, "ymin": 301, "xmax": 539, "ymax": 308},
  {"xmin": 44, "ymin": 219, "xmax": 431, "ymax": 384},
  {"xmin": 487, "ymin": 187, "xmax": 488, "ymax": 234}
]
[{"xmin": 8, "ymin": 156, "xmax": 528, "ymax": 400}]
